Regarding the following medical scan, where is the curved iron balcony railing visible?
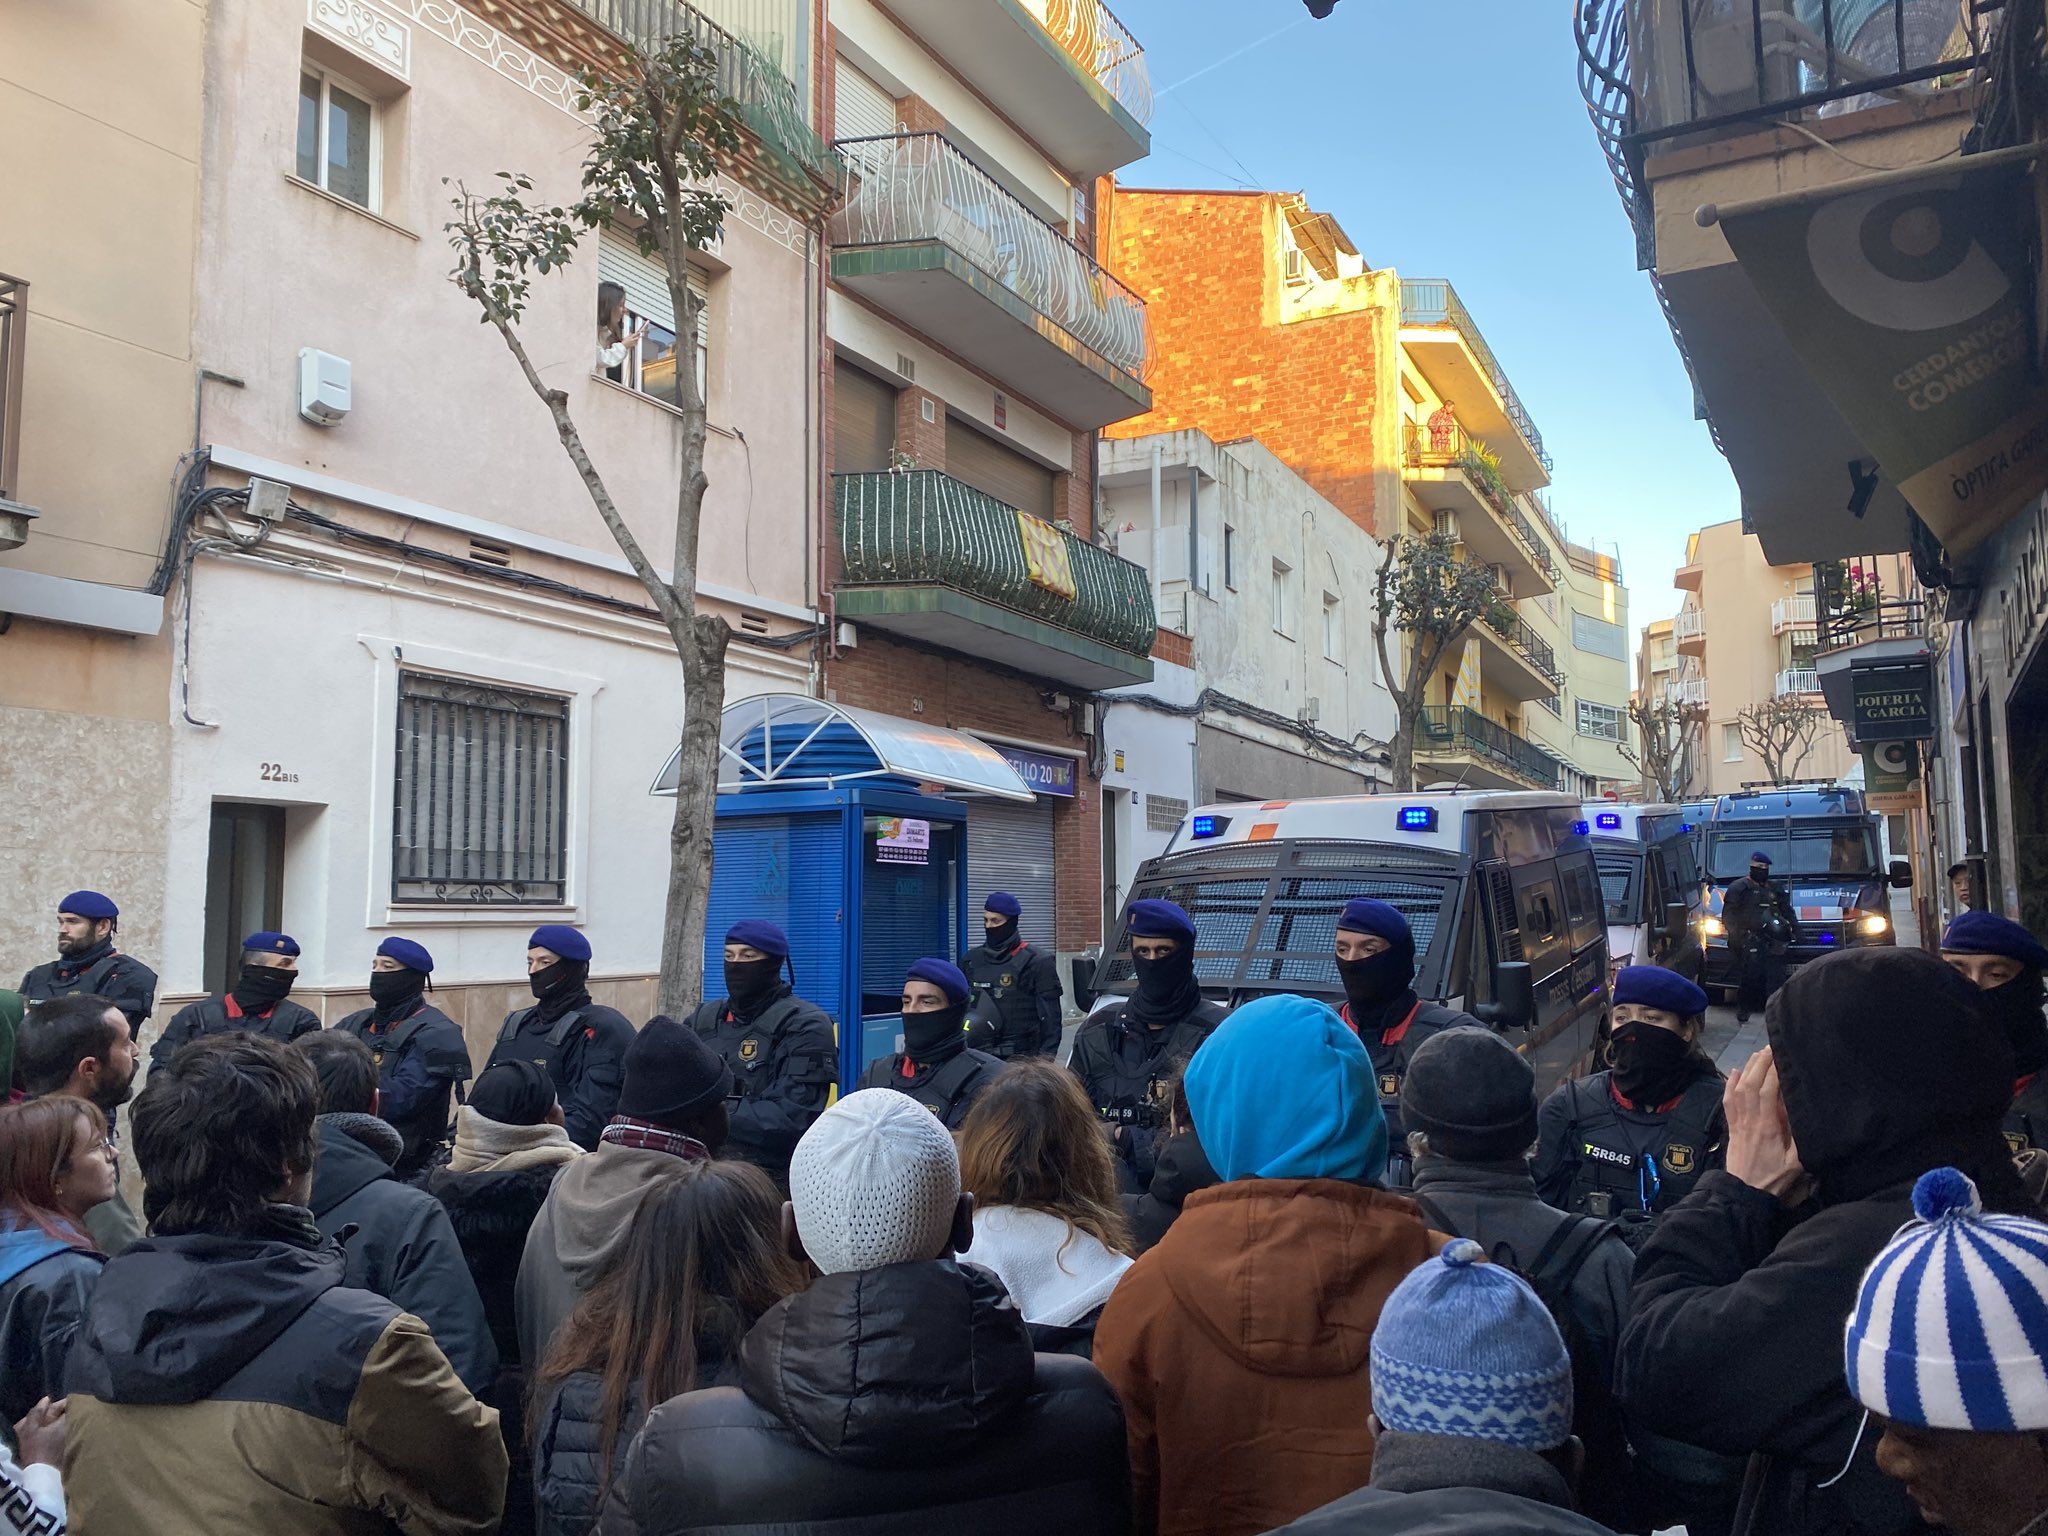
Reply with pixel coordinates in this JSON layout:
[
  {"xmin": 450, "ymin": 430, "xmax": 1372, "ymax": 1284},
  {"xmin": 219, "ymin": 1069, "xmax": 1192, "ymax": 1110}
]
[
  {"xmin": 1030, "ymin": 0, "xmax": 1153, "ymax": 124},
  {"xmin": 564, "ymin": 0, "xmax": 841, "ymax": 188},
  {"xmin": 832, "ymin": 134, "xmax": 1149, "ymax": 382},
  {"xmin": 1418, "ymin": 705, "xmax": 1562, "ymax": 790},
  {"xmin": 836, "ymin": 470, "xmax": 1157, "ymax": 657},
  {"xmin": 1399, "ymin": 279, "xmax": 1549, "ymax": 471}
]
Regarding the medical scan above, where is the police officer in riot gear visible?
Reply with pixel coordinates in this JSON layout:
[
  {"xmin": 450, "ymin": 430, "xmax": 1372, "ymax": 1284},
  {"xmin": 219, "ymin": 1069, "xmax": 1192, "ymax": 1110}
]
[
  {"xmin": 153, "ymin": 930, "xmax": 321, "ymax": 1068},
  {"xmin": 1533, "ymin": 964, "xmax": 1726, "ymax": 1249},
  {"xmin": 1722, "ymin": 851, "xmax": 1798, "ymax": 1022},
  {"xmin": 336, "ymin": 937, "xmax": 474, "ymax": 1178},
  {"xmin": 858, "ymin": 958, "xmax": 1005, "ymax": 1129},
  {"xmin": 961, "ymin": 892, "xmax": 1063, "ymax": 1059},
  {"xmin": 487, "ymin": 924, "xmax": 634, "ymax": 1153},
  {"xmin": 1939, "ymin": 911, "xmax": 2048, "ymax": 1153},
  {"xmin": 689, "ymin": 920, "xmax": 837, "ymax": 1186},
  {"xmin": 1068, "ymin": 898, "xmax": 1226, "ymax": 1194},
  {"xmin": 1332, "ymin": 897, "xmax": 1484, "ymax": 1190},
  {"xmin": 20, "ymin": 891, "xmax": 158, "ymax": 1033}
]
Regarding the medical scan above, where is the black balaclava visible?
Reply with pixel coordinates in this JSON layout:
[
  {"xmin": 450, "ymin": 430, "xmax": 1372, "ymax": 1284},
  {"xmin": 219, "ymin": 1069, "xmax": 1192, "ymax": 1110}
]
[
  {"xmin": 529, "ymin": 958, "xmax": 591, "ymax": 1022},
  {"xmin": 1338, "ymin": 937, "xmax": 1418, "ymax": 1037},
  {"xmin": 1128, "ymin": 945, "xmax": 1204, "ymax": 1029},
  {"xmin": 903, "ymin": 1002, "xmax": 969, "ymax": 1064},
  {"xmin": 231, "ymin": 963, "xmax": 297, "ymax": 1015},
  {"xmin": 724, "ymin": 956, "xmax": 785, "ymax": 1022},
  {"xmin": 985, "ymin": 915, "xmax": 1021, "ymax": 952},
  {"xmin": 1983, "ymin": 967, "xmax": 2048, "ymax": 1078},
  {"xmin": 1609, "ymin": 1021, "xmax": 1698, "ymax": 1106},
  {"xmin": 368, "ymin": 967, "xmax": 425, "ymax": 1021}
]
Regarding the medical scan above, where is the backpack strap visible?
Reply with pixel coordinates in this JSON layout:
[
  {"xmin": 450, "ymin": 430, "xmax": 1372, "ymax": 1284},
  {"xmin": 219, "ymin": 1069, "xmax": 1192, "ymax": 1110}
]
[
  {"xmin": 1409, "ymin": 1192, "xmax": 1462, "ymax": 1240},
  {"xmin": 1527, "ymin": 1213, "xmax": 1621, "ymax": 1294}
]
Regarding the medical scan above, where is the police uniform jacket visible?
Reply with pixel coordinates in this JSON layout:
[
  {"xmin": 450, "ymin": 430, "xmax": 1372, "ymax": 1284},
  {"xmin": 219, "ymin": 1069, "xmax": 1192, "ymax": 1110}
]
[
  {"xmin": 1723, "ymin": 875, "xmax": 1798, "ymax": 949},
  {"xmin": 1067, "ymin": 998, "xmax": 1227, "ymax": 1189},
  {"xmin": 151, "ymin": 994, "xmax": 323, "ymax": 1070},
  {"xmin": 1341, "ymin": 995, "xmax": 1481, "ymax": 1190},
  {"xmin": 688, "ymin": 986, "xmax": 836, "ymax": 1182},
  {"xmin": 961, "ymin": 939, "xmax": 1063, "ymax": 1058},
  {"xmin": 336, "ymin": 998, "xmax": 473, "ymax": 1177},
  {"xmin": 2009, "ymin": 1070, "xmax": 2048, "ymax": 1155},
  {"xmin": 1532, "ymin": 1064, "xmax": 1726, "ymax": 1233},
  {"xmin": 20, "ymin": 940, "xmax": 158, "ymax": 1030},
  {"xmin": 858, "ymin": 1044, "xmax": 1005, "ymax": 1130},
  {"xmin": 486, "ymin": 992, "xmax": 634, "ymax": 1152}
]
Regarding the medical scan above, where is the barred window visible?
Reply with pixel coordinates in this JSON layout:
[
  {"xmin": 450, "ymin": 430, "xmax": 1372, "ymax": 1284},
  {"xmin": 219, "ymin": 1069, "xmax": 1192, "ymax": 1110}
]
[{"xmin": 393, "ymin": 672, "xmax": 568, "ymax": 905}]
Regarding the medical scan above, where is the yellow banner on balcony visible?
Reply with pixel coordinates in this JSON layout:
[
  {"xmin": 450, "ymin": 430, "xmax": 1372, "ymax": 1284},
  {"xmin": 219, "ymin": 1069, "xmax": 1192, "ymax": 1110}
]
[{"xmin": 1018, "ymin": 511, "xmax": 1077, "ymax": 600}]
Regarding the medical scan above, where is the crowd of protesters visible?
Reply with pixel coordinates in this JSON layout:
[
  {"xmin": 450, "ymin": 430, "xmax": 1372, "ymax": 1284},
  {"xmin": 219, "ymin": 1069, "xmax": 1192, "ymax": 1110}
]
[{"xmin": 5, "ymin": 884, "xmax": 2048, "ymax": 1536}]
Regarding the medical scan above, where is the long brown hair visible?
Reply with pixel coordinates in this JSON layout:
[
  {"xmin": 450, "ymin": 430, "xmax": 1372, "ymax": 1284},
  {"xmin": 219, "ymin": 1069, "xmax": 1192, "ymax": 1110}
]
[
  {"xmin": 531, "ymin": 1159, "xmax": 801, "ymax": 1498},
  {"xmin": 0, "ymin": 1096, "xmax": 107, "ymax": 1245},
  {"xmin": 956, "ymin": 1059, "xmax": 1133, "ymax": 1257}
]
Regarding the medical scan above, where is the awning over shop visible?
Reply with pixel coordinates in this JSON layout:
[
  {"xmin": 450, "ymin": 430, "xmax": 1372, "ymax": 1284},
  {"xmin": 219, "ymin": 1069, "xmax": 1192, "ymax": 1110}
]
[{"xmin": 651, "ymin": 693, "xmax": 1034, "ymax": 801}]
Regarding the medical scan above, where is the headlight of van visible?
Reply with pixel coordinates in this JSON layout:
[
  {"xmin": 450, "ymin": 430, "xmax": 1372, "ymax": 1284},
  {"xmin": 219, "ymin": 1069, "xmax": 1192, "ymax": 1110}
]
[
  {"xmin": 1702, "ymin": 915, "xmax": 1725, "ymax": 938},
  {"xmin": 1854, "ymin": 910, "xmax": 1890, "ymax": 937}
]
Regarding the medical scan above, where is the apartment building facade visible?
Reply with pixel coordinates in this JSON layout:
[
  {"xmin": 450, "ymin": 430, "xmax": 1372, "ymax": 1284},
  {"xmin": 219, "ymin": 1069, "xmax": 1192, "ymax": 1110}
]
[
  {"xmin": 821, "ymin": 0, "xmax": 1158, "ymax": 981},
  {"xmin": 1105, "ymin": 186, "xmax": 1631, "ymax": 795}
]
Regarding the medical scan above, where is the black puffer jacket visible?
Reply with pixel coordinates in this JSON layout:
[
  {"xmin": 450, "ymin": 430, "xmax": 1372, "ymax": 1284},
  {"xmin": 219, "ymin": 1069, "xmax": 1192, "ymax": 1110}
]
[
  {"xmin": 598, "ymin": 1260, "xmax": 1129, "ymax": 1536},
  {"xmin": 534, "ymin": 1342, "xmax": 742, "ymax": 1536},
  {"xmin": 429, "ymin": 1162, "xmax": 564, "ymax": 1367},
  {"xmin": 1619, "ymin": 948, "xmax": 2031, "ymax": 1536},
  {"xmin": 1120, "ymin": 1128, "xmax": 1218, "ymax": 1255}
]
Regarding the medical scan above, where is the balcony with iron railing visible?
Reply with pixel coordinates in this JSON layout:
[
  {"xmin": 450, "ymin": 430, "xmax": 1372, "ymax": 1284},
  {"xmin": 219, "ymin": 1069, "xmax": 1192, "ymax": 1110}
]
[
  {"xmin": 831, "ymin": 133, "xmax": 1150, "ymax": 430},
  {"xmin": 1399, "ymin": 279, "xmax": 1550, "ymax": 486},
  {"xmin": 875, "ymin": 0, "xmax": 1150, "ymax": 178},
  {"xmin": 1771, "ymin": 592, "xmax": 1817, "ymax": 632},
  {"xmin": 1776, "ymin": 668, "xmax": 1824, "ymax": 697},
  {"xmin": 1417, "ymin": 706, "xmax": 1562, "ymax": 790},
  {"xmin": 1814, "ymin": 556, "xmax": 1928, "ymax": 653},
  {"xmin": 561, "ymin": 0, "xmax": 839, "ymax": 191},
  {"xmin": 1405, "ymin": 421, "xmax": 1557, "ymax": 595},
  {"xmin": 834, "ymin": 469, "xmax": 1155, "ymax": 689},
  {"xmin": 1468, "ymin": 585, "xmax": 1563, "ymax": 704}
]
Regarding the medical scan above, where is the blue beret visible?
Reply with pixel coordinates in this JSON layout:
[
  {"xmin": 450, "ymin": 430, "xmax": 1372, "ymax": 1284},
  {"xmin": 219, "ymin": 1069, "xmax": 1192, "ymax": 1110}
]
[
  {"xmin": 984, "ymin": 892, "xmax": 1022, "ymax": 919},
  {"xmin": 57, "ymin": 890, "xmax": 117, "ymax": 921},
  {"xmin": 527, "ymin": 924, "xmax": 591, "ymax": 963},
  {"xmin": 1127, "ymin": 898, "xmax": 1197, "ymax": 945},
  {"xmin": 1750, "ymin": 851, "xmax": 1774, "ymax": 867},
  {"xmin": 906, "ymin": 957, "xmax": 972, "ymax": 1006},
  {"xmin": 725, "ymin": 919, "xmax": 790, "ymax": 958},
  {"xmin": 1613, "ymin": 965, "xmax": 1708, "ymax": 1018},
  {"xmin": 376, "ymin": 936, "xmax": 434, "ymax": 974},
  {"xmin": 242, "ymin": 931, "xmax": 300, "ymax": 958},
  {"xmin": 1941, "ymin": 912, "xmax": 2048, "ymax": 969},
  {"xmin": 1336, "ymin": 898, "xmax": 1412, "ymax": 946}
]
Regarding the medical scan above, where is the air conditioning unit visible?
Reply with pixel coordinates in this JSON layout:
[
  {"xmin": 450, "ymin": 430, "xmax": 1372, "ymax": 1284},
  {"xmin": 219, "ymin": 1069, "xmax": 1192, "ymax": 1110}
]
[
  {"xmin": 1432, "ymin": 510, "xmax": 1460, "ymax": 542},
  {"xmin": 298, "ymin": 348, "xmax": 351, "ymax": 426},
  {"xmin": 1490, "ymin": 564, "xmax": 1513, "ymax": 599}
]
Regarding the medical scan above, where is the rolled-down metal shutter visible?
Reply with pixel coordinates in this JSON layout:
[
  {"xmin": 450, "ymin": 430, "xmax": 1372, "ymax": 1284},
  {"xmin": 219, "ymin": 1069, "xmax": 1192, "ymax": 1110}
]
[
  {"xmin": 946, "ymin": 416, "xmax": 1058, "ymax": 519},
  {"xmin": 967, "ymin": 798, "xmax": 1057, "ymax": 951},
  {"xmin": 833, "ymin": 359, "xmax": 895, "ymax": 473},
  {"xmin": 834, "ymin": 55, "xmax": 898, "ymax": 141},
  {"xmin": 597, "ymin": 232, "xmax": 707, "ymax": 352}
]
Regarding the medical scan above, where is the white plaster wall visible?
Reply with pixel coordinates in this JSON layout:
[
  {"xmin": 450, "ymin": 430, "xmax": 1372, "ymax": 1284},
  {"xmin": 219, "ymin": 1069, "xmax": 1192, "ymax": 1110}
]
[
  {"xmin": 159, "ymin": 552, "xmax": 807, "ymax": 995},
  {"xmin": 1101, "ymin": 656, "xmax": 1198, "ymax": 908}
]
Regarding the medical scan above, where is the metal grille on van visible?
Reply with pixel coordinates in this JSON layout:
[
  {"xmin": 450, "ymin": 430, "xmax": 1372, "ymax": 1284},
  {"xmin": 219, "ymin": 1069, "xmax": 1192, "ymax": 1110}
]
[{"xmin": 1487, "ymin": 870, "xmax": 1524, "ymax": 962}]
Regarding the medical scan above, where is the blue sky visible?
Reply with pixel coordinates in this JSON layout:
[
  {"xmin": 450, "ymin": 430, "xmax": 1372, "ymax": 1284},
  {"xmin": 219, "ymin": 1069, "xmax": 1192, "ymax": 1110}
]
[{"xmin": 1110, "ymin": 0, "xmax": 1740, "ymax": 669}]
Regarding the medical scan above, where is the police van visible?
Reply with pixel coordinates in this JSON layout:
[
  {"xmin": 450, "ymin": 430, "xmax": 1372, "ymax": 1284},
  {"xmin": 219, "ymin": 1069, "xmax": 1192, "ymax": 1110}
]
[
  {"xmin": 1698, "ymin": 783, "xmax": 1911, "ymax": 998},
  {"xmin": 1094, "ymin": 790, "xmax": 1611, "ymax": 1092},
  {"xmin": 1584, "ymin": 802, "xmax": 1706, "ymax": 983}
]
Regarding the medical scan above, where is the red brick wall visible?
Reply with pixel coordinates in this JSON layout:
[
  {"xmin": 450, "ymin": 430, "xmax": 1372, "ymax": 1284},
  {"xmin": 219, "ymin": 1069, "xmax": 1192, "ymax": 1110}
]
[
  {"xmin": 1152, "ymin": 627, "xmax": 1194, "ymax": 667},
  {"xmin": 826, "ymin": 632, "xmax": 1102, "ymax": 951},
  {"xmin": 896, "ymin": 93, "xmax": 945, "ymax": 134},
  {"xmin": 894, "ymin": 386, "xmax": 945, "ymax": 467},
  {"xmin": 1105, "ymin": 190, "xmax": 1391, "ymax": 539},
  {"xmin": 1059, "ymin": 427, "xmax": 1094, "ymax": 535}
]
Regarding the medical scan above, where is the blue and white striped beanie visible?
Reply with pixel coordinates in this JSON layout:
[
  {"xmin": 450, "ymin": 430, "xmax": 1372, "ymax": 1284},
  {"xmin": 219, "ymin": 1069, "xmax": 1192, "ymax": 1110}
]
[
  {"xmin": 1369, "ymin": 1239, "xmax": 1574, "ymax": 1451},
  {"xmin": 1845, "ymin": 1167, "xmax": 2048, "ymax": 1431}
]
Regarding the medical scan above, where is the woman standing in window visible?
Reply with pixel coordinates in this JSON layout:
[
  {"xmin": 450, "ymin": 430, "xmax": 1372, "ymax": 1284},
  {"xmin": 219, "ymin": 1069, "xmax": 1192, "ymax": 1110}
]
[{"xmin": 596, "ymin": 282, "xmax": 645, "ymax": 378}]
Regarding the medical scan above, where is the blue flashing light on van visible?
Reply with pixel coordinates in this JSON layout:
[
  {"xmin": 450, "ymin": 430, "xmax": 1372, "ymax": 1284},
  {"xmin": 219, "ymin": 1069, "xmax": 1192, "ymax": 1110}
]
[
  {"xmin": 1398, "ymin": 805, "xmax": 1438, "ymax": 833},
  {"xmin": 1191, "ymin": 814, "xmax": 1228, "ymax": 840}
]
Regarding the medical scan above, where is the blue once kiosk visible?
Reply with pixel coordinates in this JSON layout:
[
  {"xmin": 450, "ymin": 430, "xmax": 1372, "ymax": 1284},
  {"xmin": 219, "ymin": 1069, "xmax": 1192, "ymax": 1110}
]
[{"xmin": 652, "ymin": 693, "xmax": 1036, "ymax": 1089}]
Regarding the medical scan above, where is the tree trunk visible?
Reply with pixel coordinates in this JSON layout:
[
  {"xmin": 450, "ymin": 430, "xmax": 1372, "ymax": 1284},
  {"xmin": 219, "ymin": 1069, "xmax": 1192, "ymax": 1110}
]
[
  {"xmin": 1388, "ymin": 712, "xmax": 1417, "ymax": 793},
  {"xmin": 658, "ymin": 614, "xmax": 730, "ymax": 1017}
]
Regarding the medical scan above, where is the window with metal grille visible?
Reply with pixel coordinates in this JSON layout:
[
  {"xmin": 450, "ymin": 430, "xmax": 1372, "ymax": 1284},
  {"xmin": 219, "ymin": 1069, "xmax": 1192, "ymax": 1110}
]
[
  {"xmin": 1576, "ymin": 700, "xmax": 1625, "ymax": 742},
  {"xmin": 393, "ymin": 672, "xmax": 569, "ymax": 905}
]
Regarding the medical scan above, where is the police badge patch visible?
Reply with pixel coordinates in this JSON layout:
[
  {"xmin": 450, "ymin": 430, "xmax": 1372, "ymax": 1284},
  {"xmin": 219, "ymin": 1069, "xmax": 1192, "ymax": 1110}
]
[
  {"xmin": 739, "ymin": 1036, "xmax": 761, "ymax": 1064},
  {"xmin": 1378, "ymin": 1072, "xmax": 1401, "ymax": 1099},
  {"xmin": 1665, "ymin": 1143, "xmax": 1696, "ymax": 1175},
  {"xmin": 2009, "ymin": 1130, "xmax": 2031, "ymax": 1156}
]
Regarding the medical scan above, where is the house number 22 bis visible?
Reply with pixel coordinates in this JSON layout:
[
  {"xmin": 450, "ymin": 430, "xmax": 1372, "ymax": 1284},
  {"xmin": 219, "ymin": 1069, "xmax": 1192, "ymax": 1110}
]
[{"xmin": 258, "ymin": 762, "xmax": 300, "ymax": 784}]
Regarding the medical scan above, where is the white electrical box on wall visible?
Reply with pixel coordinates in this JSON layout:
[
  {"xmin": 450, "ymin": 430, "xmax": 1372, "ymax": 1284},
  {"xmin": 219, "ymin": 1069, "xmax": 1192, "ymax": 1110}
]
[{"xmin": 298, "ymin": 348, "xmax": 352, "ymax": 425}]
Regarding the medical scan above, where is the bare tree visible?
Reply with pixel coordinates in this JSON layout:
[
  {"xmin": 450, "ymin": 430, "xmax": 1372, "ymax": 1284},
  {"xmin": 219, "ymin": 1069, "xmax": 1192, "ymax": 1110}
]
[
  {"xmin": 1738, "ymin": 696, "xmax": 1828, "ymax": 784},
  {"xmin": 1372, "ymin": 531, "xmax": 1505, "ymax": 791},
  {"xmin": 446, "ymin": 35, "xmax": 743, "ymax": 1015},
  {"xmin": 1621, "ymin": 693, "xmax": 1706, "ymax": 802}
]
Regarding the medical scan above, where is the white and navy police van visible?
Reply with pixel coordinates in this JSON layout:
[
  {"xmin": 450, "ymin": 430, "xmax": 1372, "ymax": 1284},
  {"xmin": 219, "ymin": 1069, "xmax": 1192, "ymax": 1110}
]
[
  {"xmin": 1093, "ymin": 790, "xmax": 1611, "ymax": 1093},
  {"xmin": 1583, "ymin": 801, "xmax": 1707, "ymax": 984}
]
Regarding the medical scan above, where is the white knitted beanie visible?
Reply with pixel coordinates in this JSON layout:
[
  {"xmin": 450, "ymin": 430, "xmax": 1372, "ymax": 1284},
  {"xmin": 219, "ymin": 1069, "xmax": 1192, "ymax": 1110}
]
[{"xmin": 789, "ymin": 1089, "xmax": 961, "ymax": 1275}]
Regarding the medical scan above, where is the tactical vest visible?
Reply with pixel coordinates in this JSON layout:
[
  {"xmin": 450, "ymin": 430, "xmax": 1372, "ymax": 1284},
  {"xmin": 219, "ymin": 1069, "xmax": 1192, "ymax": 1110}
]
[
  {"xmin": 868, "ymin": 1048, "xmax": 998, "ymax": 1129},
  {"xmin": 1080, "ymin": 1000, "xmax": 1228, "ymax": 1128},
  {"xmin": 1556, "ymin": 1073, "xmax": 1722, "ymax": 1230},
  {"xmin": 22, "ymin": 952, "xmax": 131, "ymax": 1006},
  {"xmin": 489, "ymin": 1004, "xmax": 591, "ymax": 1088},
  {"xmin": 963, "ymin": 943, "xmax": 1048, "ymax": 1057},
  {"xmin": 691, "ymin": 995, "xmax": 816, "ymax": 1099},
  {"xmin": 2009, "ymin": 1073, "xmax": 2048, "ymax": 1156}
]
